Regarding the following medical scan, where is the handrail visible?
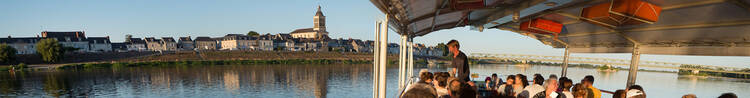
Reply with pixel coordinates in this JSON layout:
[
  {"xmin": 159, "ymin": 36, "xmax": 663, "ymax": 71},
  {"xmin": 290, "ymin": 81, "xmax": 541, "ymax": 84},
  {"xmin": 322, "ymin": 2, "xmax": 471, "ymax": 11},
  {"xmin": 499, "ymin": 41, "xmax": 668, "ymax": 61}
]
[{"xmin": 395, "ymin": 76, "xmax": 417, "ymax": 98}]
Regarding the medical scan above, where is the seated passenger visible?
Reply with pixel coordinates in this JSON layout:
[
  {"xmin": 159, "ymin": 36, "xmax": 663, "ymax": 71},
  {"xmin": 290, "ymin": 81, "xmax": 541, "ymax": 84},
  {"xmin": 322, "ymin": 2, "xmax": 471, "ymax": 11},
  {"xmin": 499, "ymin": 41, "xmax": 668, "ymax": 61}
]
[
  {"xmin": 572, "ymin": 83, "xmax": 587, "ymax": 98},
  {"xmin": 681, "ymin": 94, "xmax": 696, "ymax": 98},
  {"xmin": 718, "ymin": 93, "xmax": 737, "ymax": 98},
  {"xmin": 581, "ymin": 75, "xmax": 601, "ymax": 98},
  {"xmin": 612, "ymin": 89, "xmax": 627, "ymax": 98},
  {"xmin": 403, "ymin": 71, "xmax": 436, "ymax": 98},
  {"xmin": 497, "ymin": 75, "xmax": 515, "ymax": 97},
  {"xmin": 532, "ymin": 77, "xmax": 559, "ymax": 98},
  {"xmin": 485, "ymin": 77, "xmax": 495, "ymax": 90},
  {"xmin": 401, "ymin": 86, "xmax": 437, "ymax": 98},
  {"xmin": 626, "ymin": 85, "xmax": 645, "ymax": 98},
  {"xmin": 513, "ymin": 74, "xmax": 529, "ymax": 97},
  {"xmin": 448, "ymin": 78, "xmax": 476, "ymax": 98},
  {"xmin": 518, "ymin": 74, "xmax": 545, "ymax": 98},
  {"xmin": 433, "ymin": 72, "xmax": 450, "ymax": 98},
  {"xmin": 492, "ymin": 73, "xmax": 503, "ymax": 89},
  {"xmin": 558, "ymin": 77, "xmax": 574, "ymax": 98}
]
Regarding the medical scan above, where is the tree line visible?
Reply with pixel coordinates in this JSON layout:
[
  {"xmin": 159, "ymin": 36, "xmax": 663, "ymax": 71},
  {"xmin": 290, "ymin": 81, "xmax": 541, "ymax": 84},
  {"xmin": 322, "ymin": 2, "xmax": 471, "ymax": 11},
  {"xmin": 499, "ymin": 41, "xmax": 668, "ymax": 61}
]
[{"xmin": 1, "ymin": 39, "xmax": 68, "ymax": 65}]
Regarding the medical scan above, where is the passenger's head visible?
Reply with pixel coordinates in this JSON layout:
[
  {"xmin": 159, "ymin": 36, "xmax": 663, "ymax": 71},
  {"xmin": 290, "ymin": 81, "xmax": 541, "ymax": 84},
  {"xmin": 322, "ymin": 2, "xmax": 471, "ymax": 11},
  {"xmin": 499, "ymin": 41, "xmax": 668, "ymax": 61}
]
[
  {"xmin": 548, "ymin": 74, "xmax": 558, "ymax": 80},
  {"xmin": 419, "ymin": 71, "xmax": 433, "ymax": 83},
  {"xmin": 627, "ymin": 85, "xmax": 646, "ymax": 98},
  {"xmin": 572, "ymin": 83, "xmax": 587, "ymax": 98},
  {"xmin": 559, "ymin": 77, "xmax": 573, "ymax": 91},
  {"xmin": 457, "ymin": 84, "xmax": 477, "ymax": 98},
  {"xmin": 448, "ymin": 79, "xmax": 462, "ymax": 94},
  {"xmin": 613, "ymin": 89, "xmax": 627, "ymax": 98},
  {"xmin": 447, "ymin": 40, "xmax": 460, "ymax": 49},
  {"xmin": 718, "ymin": 93, "xmax": 737, "ymax": 98},
  {"xmin": 434, "ymin": 72, "xmax": 449, "ymax": 88},
  {"xmin": 533, "ymin": 74, "xmax": 545, "ymax": 85},
  {"xmin": 492, "ymin": 73, "xmax": 498, "ymax": 79},
  {"xmin": 582, "ymin": 75, "xmax": 595, "ymax": 86},
  {"xmin": 505, "ymin": 75, "xmax": 515, "ymax": 85},
  {"xmin": 544, "ymin": 75, "xmax": 557, "ymax": 87},
  {"xmin": 544, "ymin": 78, "xmax": 558, "ymax": 92},
  {"xmin": 515, "ymin": 74, "xmax": 529, "ymax": 87},
  {"xmin": 401, "ymin": 86, "xmax": 437, "ymax": 98},
  {"xmin": 485, "ymin": 77, "xmax": 492, "ymax": 83},
  {"xmin": 681, "ymin": 94, "xmax": 696, "ymax": 98},
  {"xmin": 627, "ymin": 85, "xmax": 643, "ymax": 92}
]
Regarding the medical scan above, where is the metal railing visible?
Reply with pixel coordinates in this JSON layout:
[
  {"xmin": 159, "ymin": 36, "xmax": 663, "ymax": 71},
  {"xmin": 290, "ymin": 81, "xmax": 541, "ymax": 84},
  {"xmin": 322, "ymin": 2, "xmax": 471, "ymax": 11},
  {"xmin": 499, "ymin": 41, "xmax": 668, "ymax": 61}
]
[{"xmin": 471, "ymin": 53, "xmax": 750, "ymax": 75}]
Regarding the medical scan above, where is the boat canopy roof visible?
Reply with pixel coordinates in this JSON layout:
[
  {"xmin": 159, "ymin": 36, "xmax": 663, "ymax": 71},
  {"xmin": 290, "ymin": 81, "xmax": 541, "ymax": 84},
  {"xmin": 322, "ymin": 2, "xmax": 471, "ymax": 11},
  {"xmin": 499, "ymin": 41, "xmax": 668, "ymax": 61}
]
[{"xmin": 371, "ymin": 0, "xmax": 750, "ymax": 56}]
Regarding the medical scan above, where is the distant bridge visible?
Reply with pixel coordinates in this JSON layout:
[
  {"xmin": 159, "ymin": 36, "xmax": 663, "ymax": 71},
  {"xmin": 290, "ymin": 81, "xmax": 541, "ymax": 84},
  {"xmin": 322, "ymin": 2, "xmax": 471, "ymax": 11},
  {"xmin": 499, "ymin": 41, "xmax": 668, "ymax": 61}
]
[{"xmin": 470, "ymin": 53, "xmax": 750, "ymax": 75}]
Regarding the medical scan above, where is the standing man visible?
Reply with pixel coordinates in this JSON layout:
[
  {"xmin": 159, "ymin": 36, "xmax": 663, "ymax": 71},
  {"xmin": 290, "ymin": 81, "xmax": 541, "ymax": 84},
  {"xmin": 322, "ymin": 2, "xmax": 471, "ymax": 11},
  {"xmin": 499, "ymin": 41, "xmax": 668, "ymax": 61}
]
[{"xmin": 447, "ymin": 40, "xmax": 470, "ymax": 82}]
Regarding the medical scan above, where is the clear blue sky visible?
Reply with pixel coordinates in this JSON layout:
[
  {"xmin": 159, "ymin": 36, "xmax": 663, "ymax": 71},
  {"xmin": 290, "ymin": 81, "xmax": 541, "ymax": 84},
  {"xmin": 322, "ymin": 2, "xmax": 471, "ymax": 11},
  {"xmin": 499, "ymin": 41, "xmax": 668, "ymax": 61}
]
[{"xmin": 1, "ymin": 0, "xmax": 748, "ymax": 67}]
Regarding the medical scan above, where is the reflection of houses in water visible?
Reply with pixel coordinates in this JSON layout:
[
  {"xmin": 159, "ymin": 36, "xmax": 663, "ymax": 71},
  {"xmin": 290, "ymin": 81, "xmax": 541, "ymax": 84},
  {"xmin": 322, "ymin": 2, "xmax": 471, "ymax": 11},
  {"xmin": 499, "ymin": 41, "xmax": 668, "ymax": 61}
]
[
  {"xmin": 224, "ymin": 71, "xmax": 239, "ymax": 92},
  {"xmin": 244, "ymin": 65, "xmax": 331, "ymax": 98},
  {"xmin": 514, "ymin": 64, "xmax": 530, "ymax": 73},
  {"xmin": 150, "ymin": 71, "xmax": 172, "ymax": 90}
]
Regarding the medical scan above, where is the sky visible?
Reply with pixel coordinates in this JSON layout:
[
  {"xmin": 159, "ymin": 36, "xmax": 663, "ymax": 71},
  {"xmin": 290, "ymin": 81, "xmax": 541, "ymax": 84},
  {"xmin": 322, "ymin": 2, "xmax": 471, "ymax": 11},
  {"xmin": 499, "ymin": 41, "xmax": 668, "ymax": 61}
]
[{"xmin": 1, "ymin": 0, "xmax": 748, "ymax": 67}]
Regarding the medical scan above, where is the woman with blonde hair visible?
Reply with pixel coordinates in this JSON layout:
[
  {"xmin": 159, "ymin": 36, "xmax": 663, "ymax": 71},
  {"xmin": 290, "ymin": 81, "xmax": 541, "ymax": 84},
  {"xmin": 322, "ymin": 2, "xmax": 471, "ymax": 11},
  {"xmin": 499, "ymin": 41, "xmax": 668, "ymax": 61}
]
[{"xmin": 571, "ymin": 83, "xmax": 587, "ymax": 98}]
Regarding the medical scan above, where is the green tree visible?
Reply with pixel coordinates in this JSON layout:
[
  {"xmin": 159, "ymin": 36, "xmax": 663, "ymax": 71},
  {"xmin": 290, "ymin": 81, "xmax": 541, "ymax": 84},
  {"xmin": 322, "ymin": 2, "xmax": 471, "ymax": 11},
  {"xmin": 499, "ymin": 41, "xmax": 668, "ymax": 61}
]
[
  {"xmin": 0, "ymin": 44, "xmax": 17, "ymax": 64},
  {"xmin": 125, "ymin": 34, "xmax": 133, "ymax": 43},
  {"xmin": 436, "ymin": 43, "xmax": 449, "ymax": 56},
  {"xmin": 247, "ymin": 31, "xmax": 259, "ymax": 36},
  {"xmin": 36, "ymin": 39, "xmax": 64, "ymax": 63}
]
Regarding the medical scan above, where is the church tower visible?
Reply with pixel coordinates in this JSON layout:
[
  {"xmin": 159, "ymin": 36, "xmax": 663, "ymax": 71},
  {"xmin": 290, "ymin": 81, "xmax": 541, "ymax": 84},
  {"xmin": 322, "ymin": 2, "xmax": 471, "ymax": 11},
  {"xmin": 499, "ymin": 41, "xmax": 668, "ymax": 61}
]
[{"xmin": 313, "ymin": 6, "xmax": 326, "ymax": 32}]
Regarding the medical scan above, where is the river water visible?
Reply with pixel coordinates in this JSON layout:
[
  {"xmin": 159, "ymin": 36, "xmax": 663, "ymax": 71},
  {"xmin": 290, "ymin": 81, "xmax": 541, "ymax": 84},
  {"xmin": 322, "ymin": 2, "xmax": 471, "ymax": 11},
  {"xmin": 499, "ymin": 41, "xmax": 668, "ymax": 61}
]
[{"xmin": 0, "ymin": 64, "xmax": 748, "ymax": 98}]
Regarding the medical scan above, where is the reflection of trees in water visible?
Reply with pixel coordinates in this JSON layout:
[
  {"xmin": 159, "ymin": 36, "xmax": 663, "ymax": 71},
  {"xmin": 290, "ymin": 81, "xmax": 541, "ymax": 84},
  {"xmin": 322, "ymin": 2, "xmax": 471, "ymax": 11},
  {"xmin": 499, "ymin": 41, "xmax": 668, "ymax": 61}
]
[
  {"xmin": 0, "ymin": 64, "xmax": 371, "ymax": 97},
  {"xmin": 597, "ymin": 71, "xmax": 613, "ymax": 80},
  {"xmin": 0, "ymin": 72, "xmax": 23, "ymax": 95},
  {"xmin": 239, "ymin": 64, "xmax": 370, "ymax": 98},
  {"xmin": 43, "ymin": 74, "xmax": 70, "ymax": 97}
]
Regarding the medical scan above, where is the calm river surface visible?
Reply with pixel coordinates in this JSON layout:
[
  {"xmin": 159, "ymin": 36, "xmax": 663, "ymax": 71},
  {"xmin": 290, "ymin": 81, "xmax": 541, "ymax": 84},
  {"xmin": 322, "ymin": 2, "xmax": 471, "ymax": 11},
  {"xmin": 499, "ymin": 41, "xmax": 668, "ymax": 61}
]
[{"xmin": 0, "ymin": 64, "xmax": 748, "ymax": 98}]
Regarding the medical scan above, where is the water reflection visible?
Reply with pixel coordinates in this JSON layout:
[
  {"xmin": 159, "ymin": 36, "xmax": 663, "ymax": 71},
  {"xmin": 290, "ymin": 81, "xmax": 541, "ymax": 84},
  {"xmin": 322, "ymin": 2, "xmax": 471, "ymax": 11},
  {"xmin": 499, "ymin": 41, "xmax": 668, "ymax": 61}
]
[
  {"xmin": 43, "ymin": 74, "xmax": 70, "ymax": 97},
  {"xmin": 3, "ymin": 64, "xmax": 746, "ymax": 98},
  {"xmin": 0, "ymin": 64, "xmax": 370, "ymax": 97}
]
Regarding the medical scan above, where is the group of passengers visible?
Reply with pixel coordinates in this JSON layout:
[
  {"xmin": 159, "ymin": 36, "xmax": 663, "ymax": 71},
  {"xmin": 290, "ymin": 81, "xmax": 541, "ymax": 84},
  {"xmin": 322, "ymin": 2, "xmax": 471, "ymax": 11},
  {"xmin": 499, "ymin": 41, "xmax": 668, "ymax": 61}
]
[
  {"xmin": 401, "ymin": 40, "xmax": 737, "ymax": 98},
  {"xmin": 402, "ymin": 71, "xmax": 739, "ymax": 98},
  {"xmin": 489, "ymin": 74, "xmax": 645, "ymax": 98}
]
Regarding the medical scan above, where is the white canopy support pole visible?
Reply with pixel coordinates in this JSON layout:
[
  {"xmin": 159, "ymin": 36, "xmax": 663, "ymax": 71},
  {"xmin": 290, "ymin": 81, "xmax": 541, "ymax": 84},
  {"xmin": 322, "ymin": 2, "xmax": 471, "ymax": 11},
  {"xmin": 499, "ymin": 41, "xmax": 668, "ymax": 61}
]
[
  {"xmin": 372, "ymin": 20, "xmax": 381, "ymax": 98},
  {"xmin": 617, "ymin": 32, "xmax": 641, "ymax": 89},
  {"xmin": 407, "ymin": 37, "xmax": 415, "ymax": 82},
  {"xmin": 626, "ymin": 44, "xmax": 641, "ymax": 88},
  {"xmin": 553, "ymin": 38, "xmax": 571, "ymax": 77},
  {"xmin": 376, "ymin": 16, "xmax": 389, "ymax": 98},
  {"xmin": 398, "ymin": 35, "xmax": 408, "ymax": 89},
  {"xmin": 561, "ymin": 46, "xmax": 570, "ymax": 77}
]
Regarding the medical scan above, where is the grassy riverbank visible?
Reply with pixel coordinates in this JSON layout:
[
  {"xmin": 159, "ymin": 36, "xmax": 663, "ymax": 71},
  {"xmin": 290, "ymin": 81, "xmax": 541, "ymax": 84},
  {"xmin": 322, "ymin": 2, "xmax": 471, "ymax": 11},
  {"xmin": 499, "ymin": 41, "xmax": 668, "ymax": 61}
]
[
  {"xmin": 678, "ymin": 65, "xmax": 750, "ymax": 79},
  {"xmin": 0, "ymin": 51, "xmax": 404, "ymax": 71}
]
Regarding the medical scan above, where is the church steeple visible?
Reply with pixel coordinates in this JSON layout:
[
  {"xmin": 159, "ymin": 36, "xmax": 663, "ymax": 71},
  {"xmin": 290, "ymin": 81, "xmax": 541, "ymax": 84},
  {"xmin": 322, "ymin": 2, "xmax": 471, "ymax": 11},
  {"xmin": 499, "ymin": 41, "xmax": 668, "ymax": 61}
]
[
  {"xmin": 314, "ymin": 5, "xmax": 326, "ymax": 32},
  {"xmin": 315, "ymin": 5, "xmax": 324, "ymax": 16}
]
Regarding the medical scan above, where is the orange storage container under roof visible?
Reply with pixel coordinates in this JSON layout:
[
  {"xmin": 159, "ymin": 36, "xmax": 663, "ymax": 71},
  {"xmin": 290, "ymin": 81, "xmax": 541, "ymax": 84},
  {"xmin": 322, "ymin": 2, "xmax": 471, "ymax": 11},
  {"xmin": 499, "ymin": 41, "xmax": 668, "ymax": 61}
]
[
  {"xmin": 581, "ymin": 0, "xmax": 662, "ymax": 28},
  {"xmin": 520, "ymin": 18, "xmax": 563, "ymax": 38}
]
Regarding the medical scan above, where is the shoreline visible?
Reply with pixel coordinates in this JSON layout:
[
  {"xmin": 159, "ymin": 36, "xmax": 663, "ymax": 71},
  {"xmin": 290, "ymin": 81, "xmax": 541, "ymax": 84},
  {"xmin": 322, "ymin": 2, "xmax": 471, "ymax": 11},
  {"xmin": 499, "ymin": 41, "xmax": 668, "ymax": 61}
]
[
  {"xmin": 55, "ymin": 59, "xmax": 377, "ymax": 70},
  {"xmin": 1, "ymin": 51, "xmax": 402, "ymax": 71}
]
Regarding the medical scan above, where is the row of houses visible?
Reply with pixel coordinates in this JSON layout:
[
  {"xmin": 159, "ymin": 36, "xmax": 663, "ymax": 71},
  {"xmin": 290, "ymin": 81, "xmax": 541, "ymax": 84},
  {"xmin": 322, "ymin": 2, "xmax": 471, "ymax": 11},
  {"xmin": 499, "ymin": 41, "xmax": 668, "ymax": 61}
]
[
  {"xmin": 112, "ymin": 34, "xmax": 274, "ymax": 52},
  {"xmin": 0, "ymin": 31, "xmax": 444, "ymax": 56},
  {"xmin": 0, "ymin": 31, "xmax": 112, "ymax": 54}
]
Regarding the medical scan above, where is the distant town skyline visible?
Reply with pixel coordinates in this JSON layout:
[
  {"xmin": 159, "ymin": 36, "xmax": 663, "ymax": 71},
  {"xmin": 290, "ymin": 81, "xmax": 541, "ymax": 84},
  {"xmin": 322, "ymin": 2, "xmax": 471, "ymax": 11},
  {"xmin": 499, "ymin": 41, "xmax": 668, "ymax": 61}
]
[{"xmin": 1, "ymin": 0, "xmax": 749, "ymax": 67}]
